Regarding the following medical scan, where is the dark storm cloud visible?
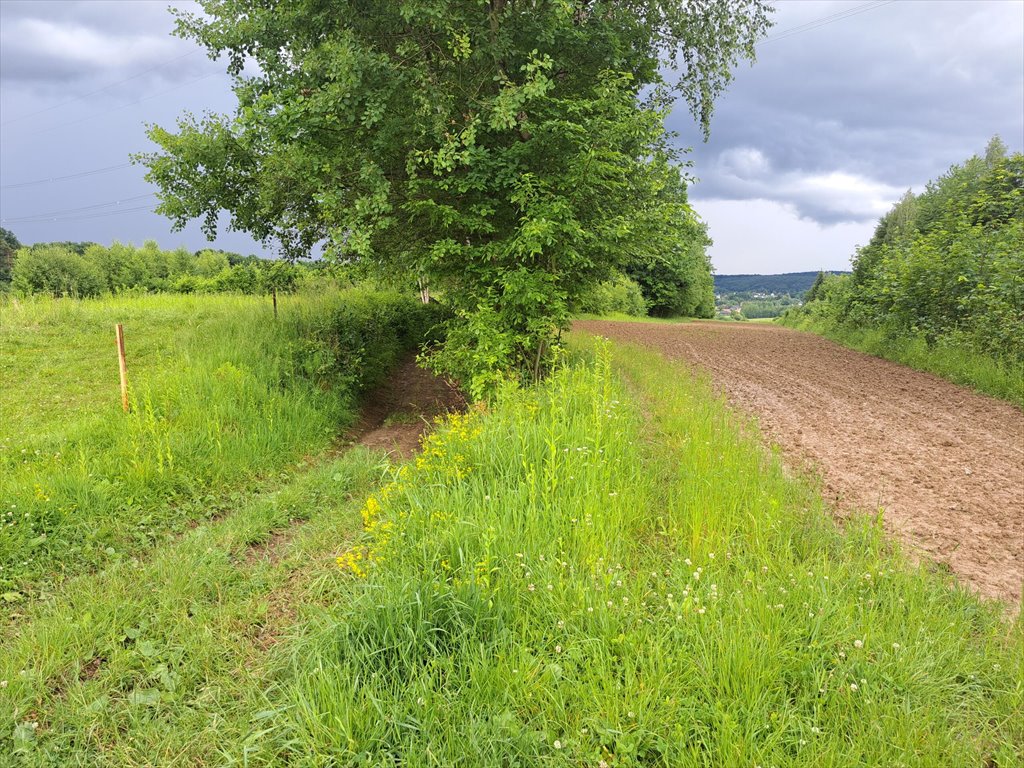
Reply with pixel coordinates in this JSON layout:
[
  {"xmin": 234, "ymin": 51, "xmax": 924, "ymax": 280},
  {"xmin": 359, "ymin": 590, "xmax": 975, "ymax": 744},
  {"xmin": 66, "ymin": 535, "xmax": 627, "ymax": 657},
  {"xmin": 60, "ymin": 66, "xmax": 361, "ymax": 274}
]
[
  {"xmin": 672, "ymin": 0, "xmax": 1024, "ymax": 225},
  {"xmin": 0, "ymin": 0, "xmax": 1020, "ymax": 269}
]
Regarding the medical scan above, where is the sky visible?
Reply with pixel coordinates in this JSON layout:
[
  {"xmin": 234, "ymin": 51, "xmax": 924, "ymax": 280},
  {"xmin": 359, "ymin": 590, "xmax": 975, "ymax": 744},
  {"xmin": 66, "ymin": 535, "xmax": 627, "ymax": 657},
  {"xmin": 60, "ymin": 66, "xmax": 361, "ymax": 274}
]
[{"xmin": 1, "ymin": 1, "xmax": 1022, "ymax": 275}]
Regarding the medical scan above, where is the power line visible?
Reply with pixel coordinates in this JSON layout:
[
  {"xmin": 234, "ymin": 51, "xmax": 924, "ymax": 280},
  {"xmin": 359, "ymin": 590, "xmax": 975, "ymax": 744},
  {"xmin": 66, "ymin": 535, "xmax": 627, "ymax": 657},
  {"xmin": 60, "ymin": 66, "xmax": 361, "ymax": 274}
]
[
  {"xmin": 0, "ymin": 204, "xmax": 157, "ymax": 225},
  {"xmin": 1, "ymin": 193, "xmax": 156, "ymax": 224},
  {"xmin": 0, "ymin": 49, "xmax": 204, "ymax": 127},
  {"xmin": 22, "ymin": 69, "xmax": 222, "ymax": 138},
  {"xmin": 0, "ymin": 162, "xmax": 133, "ymax": 190},
  {"xmin": 759, "ymin": 1, "xmax": 897, "ymax": 45}
]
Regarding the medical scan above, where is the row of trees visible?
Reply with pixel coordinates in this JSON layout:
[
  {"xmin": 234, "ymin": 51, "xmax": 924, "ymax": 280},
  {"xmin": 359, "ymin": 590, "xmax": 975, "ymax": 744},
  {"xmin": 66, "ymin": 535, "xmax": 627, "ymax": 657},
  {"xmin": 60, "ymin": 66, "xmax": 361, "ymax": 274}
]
[
  {"xmin": 794, "ymin": 137, "xmax": 1023, "ymax": 364},
  {"xmin": 2, "ymin": 233, "xmax": 307, "ymax": 298},
  {"xmin": 140, "ymin": 0, "xmax": 771, "ymax": 397}
]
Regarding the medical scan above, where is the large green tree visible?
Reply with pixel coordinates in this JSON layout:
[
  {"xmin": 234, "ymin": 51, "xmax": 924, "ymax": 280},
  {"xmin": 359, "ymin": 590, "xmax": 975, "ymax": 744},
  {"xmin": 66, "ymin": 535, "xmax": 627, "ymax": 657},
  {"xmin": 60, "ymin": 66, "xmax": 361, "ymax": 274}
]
[{"xmin": 140, "ymin": 0, "xmax": 772, "ymax": 396}]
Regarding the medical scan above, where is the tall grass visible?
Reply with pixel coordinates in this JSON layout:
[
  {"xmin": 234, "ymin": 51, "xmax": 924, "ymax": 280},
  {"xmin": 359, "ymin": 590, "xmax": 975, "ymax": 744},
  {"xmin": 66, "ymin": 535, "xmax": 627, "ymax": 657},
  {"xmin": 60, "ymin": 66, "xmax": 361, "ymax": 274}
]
[
  {"xmin": 0, "ymin": 290, "xmax": 439, "ymax": 602},
  {"xmin": 780, "ymin": 314, "xmax": 1024, "ymax": 408},
  {"xmin": 237, "ymin": 340, "xmax": 1022, "ymax": 766},
  {"xmin": 0, "ymin": 447, "xmax": 381, "ymax": 765}
]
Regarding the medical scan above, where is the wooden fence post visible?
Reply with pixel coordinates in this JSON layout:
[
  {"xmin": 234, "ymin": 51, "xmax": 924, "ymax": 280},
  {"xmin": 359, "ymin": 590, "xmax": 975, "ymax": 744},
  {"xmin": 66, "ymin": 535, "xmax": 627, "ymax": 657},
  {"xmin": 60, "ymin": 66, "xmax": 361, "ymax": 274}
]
[
  {"xmin": 273, "ymin": 286, "xmax": 278, "ymax": 319},
  {"xmin": 115, "ymin": 323, "xmax": 129, "ymax": 413}
]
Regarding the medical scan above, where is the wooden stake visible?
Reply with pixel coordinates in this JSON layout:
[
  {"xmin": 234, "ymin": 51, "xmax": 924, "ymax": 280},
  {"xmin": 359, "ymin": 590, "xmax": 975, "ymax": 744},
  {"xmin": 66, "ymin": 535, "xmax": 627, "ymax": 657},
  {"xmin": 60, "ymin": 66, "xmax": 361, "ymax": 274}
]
[
  {"xmin": 272, "ymin": 286, "xmax": 278, "ymax": 319},
  {"xmin": 115, "ymin": 323, "xmax": 129, "ymax": 413}
]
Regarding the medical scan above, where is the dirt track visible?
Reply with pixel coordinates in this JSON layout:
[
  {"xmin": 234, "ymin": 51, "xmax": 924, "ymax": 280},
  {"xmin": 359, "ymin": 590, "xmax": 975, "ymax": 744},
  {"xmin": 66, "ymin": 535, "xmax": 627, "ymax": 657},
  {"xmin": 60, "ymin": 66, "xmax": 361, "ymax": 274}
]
[{"xmin": 577, "ymin": 320, "xmax": 1024, "ymax": 605}]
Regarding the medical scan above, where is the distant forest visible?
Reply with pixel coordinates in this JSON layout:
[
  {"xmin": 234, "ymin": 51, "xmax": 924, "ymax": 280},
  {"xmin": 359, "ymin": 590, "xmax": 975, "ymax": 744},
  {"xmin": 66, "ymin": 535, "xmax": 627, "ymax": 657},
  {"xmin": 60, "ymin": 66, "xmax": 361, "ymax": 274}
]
[{"xmin": 714, "ymin": 271, "xmax": 850, "ymax": 295}]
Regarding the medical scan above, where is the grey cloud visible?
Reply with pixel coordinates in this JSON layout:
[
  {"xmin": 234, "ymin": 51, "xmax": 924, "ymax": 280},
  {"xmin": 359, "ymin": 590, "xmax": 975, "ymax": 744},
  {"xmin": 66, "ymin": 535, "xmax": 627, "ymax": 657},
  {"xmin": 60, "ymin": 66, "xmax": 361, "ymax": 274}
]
[
  {"xmin": 0, "ymin": 1, "xmax": 211, "ymax": 90},
  {"xmin": 674, "ymin": 0, "xmax": 1024, "ymax": 225}
]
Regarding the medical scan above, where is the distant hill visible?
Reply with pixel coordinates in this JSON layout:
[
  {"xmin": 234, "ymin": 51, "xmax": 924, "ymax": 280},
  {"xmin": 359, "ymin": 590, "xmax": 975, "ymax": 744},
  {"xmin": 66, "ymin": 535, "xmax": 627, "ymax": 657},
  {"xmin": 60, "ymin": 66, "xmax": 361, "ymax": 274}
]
[{"xmin": 713, "ymin": 271, "xmax": 849, "ymax": 295}]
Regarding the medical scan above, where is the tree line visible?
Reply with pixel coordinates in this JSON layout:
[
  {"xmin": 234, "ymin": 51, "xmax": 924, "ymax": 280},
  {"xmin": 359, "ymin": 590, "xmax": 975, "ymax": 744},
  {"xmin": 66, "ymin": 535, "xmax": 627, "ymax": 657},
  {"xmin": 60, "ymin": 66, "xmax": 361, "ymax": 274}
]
[
  {"xmin": 791, "ymin": 136, "xmax": 1023, "ymax": 366},
  {"xmin": 0, "ymin": 231, "xmax": 309, "ymax": 298}
]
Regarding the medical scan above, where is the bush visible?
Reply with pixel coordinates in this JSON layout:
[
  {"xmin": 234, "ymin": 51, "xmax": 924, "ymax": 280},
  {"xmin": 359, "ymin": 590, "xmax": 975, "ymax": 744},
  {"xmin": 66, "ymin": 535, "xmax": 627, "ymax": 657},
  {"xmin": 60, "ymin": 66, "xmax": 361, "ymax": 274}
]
[
  {"xmin": 297, "ymin": 291, "xmax": 450, "ymax": 400},
  {"xmin": 11, "ymin": 245, "xmax": 106, "ymax": 298},
  {"xmin": 574, "ymin": 273, "xmax": 648, "ymax": 316}
]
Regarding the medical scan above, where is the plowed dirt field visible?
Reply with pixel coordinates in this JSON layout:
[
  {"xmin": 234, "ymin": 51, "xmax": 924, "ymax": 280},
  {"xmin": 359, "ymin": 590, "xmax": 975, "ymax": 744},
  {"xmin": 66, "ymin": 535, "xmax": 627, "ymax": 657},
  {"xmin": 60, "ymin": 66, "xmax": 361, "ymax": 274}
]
[{"xmin": 577, "ymin": 320, "xmax": 1024, "ymax": 606}]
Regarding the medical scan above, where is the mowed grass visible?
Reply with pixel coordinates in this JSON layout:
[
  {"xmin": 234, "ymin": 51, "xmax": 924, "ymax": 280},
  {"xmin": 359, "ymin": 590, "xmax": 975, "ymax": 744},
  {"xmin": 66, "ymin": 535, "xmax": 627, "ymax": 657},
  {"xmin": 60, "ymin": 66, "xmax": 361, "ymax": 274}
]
[
  {"xmin": 1, "ymin": 447, "xmax": 381, "ymax": 765},
  {"xmin": 0, "ymin": 291, "xmax": 373, "ymax": 604}
]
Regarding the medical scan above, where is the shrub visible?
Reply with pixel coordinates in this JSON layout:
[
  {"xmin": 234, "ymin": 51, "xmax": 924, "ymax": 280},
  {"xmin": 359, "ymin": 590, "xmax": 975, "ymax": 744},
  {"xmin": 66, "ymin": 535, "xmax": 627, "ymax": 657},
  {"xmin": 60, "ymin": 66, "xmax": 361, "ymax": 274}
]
[
  {"xmin": 574, "ymin": 273, "xmax": 648, "ymax": 316},
  {"xmin": 11, "ymin": 246, "xmax": 106, "ymax": 298}
]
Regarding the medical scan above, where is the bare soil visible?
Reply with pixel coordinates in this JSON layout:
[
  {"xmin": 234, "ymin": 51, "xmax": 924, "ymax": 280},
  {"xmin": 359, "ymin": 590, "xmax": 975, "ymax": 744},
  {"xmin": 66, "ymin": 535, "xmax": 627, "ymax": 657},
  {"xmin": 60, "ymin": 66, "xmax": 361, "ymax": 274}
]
[
  {"xmin": 576, "ymin": 320, "xmax": 1024, "ymax": 605},
  {"xmin": 345, "ymin": 356, "xmax": 466, "ymax": 459}
]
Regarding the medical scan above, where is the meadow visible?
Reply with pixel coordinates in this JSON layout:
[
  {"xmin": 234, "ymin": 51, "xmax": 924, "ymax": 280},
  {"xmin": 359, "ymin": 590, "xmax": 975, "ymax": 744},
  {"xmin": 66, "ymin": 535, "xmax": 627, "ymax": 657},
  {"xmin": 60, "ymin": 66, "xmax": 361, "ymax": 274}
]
[
  {"xmin": 2, "ymin": 296, "xmax": 1020, "ymax": 765},
  {"xmin": 0, "ymin": 290, "xmax": 440, "ymax": 604}
]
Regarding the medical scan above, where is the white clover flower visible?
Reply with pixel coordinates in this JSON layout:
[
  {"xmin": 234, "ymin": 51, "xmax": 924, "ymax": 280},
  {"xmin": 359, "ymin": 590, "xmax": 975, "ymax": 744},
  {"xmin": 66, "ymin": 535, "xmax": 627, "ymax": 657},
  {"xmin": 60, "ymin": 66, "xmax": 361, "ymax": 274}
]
[
  {"xmin": 528, "ymin": 583, "xmax": 536, "ymax": 592},
  {"xmin": 553, "ymin": 739, "xmax": 562, "ymax": 749},
  {"xmin": 854, "ymin": 639, "xmax": 863, "ymax": 649},
  {"xmin": 850, "ymin": 683, "xmax": 858, "ymax": 692}
]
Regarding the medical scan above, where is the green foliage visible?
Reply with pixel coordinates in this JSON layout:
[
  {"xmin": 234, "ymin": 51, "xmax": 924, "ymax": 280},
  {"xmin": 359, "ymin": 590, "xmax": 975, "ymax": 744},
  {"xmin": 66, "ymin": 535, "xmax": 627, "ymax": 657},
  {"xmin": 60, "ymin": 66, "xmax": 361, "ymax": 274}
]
[
  {"xmin": 0, "ymin": 290, "xmax": 439, "ymax": 598},
  {"xmin": 11, "ymin": 245, "xmax": 106, "ymax": 298},
  {"xmin": 139, "ymin": 0, "xmax": 771, "ymax": 393},
  {"xmin": 0, "ymin": 227, "xmax": 19, "ymax": 288},
  {"xmin": 804, "ymin": 270, "xmax": 826, "ymax": 302},
  {"xmin": 573, "ymin": 272, "xmax": 648, "ymax": 317},
  {"xmin": 738, "ymin": 297, "xmax": 801, "ymax": 319},
  {"xmin": 1, "ymin": 335, "xmax": 1020, "ymax": 764},
  {"xmin": 6, "ymin": 239, "xmax": 323, "ymax": 298},
  {"xmin": 623, "ymin": 204, "xmax": 715, "ymax": 318},
  {"xmin": 790, "ymin": 139, "xmax": 1024, "ymax": 398}
]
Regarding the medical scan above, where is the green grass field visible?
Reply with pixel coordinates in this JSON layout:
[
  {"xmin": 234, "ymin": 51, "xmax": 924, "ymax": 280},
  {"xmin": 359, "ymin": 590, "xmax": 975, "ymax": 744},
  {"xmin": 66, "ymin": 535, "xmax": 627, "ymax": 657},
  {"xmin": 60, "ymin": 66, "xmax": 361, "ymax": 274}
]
[
  {"xmin": 2, "ymin": 297, "xmax": 1021, "ymax": 766},
  {"xmin": 0, "ymin": 290, "xmax": 437, "ymax": 605}
]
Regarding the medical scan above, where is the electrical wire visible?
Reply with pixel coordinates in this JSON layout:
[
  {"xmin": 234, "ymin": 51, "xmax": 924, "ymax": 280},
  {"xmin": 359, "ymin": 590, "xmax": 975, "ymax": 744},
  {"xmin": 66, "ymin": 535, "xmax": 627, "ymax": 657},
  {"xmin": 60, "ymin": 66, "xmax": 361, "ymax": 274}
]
[
  {"xmin": 759, "ymin": 1, "xmax": 897, "ymax": 45},
  {"xmin": 0, "ymin": 50, "xmax": 204, "ymax": 127},
  {"xmin": 0, "ymin": 162, "xmax": 133, "ymax": 190},
  {"xmin": 0, "ymin": 204, "xmax": 156, "ymax": 225},
  {"xmin": 1, "ymin": 193, "xmax": 156, "ymax": 224}
]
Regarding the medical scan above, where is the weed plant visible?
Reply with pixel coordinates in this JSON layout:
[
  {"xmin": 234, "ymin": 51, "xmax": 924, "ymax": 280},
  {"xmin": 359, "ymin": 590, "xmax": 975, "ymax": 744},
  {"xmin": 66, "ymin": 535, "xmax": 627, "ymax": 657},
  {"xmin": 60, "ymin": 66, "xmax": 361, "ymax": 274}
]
[{"xmin": 252, "ymin": 341, "xmax": 1022, "ymax": 767}]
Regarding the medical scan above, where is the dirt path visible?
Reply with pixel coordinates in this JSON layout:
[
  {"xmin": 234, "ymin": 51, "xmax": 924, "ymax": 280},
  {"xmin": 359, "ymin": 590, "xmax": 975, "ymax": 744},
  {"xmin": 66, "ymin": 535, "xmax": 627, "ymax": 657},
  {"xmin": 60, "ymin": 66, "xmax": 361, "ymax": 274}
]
[
  {"xmin": 577, "ymin": 320, "xmax": 1024, "ymax": 605},
  {"xmin": 345, "ymin": 356, "xmax": 465, "ymax": 459}
]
